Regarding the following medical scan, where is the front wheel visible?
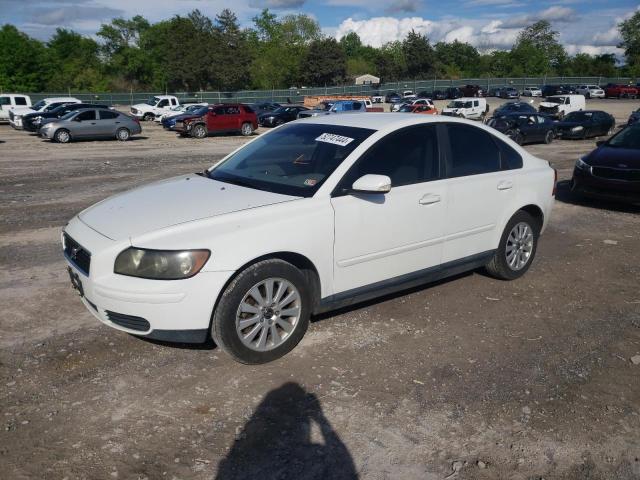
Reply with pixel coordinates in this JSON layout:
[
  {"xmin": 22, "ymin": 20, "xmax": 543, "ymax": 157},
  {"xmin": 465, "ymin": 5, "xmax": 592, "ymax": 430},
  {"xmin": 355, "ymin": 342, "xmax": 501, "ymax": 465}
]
[
  {"xmin": 54, "ymin": 129, "xmax": 71, "ymax": 143},
  {"xmin": 191, "ymin": 124, "xmax": 207, "ymax": 139},
  {"xmin": 142, "ymin": 113, "xmax": 154, "ymax": 122},
  {"xmin": 485, "ymin": 211, "xmax": 540, "ymax": 280},
  {"xmin": 544, "ymin": 130, "xmax": 554, "ymax": 144},
  {"xmin": 116, "ymin": 127, "xmax": 130, "ymax": 141},
  {"xmin": 240, "ymin": 122, "xmax": 253, "ymax": 136},
  {"xmin": 211, "ymin": 259, "xmax": 311, "ymax": 364}
]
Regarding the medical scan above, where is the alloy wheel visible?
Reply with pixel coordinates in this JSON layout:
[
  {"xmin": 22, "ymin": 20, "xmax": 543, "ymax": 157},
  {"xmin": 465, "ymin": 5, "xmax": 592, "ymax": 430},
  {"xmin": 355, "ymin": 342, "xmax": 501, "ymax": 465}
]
[
  {"xmin": 235, "ymin": 278, "xmax": 302, "ymax": 352},
  {"xmin": 505, "ymin": 222, "xmax": 534, "ymax": 271}
]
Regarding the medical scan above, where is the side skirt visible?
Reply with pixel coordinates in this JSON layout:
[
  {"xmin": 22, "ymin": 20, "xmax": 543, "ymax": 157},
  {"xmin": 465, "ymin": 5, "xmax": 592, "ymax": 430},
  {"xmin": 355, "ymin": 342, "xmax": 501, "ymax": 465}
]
[{"xmin": 316, "ymin": 250, "xmax": 495, "ymax": 314}]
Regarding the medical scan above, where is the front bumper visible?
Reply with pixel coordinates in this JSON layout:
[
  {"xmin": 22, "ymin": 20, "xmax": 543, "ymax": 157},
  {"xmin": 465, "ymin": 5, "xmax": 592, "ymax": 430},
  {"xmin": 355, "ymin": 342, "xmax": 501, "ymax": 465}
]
[
  {"xmin": 62, "ymin": 218, "xmax": 235, "ymax": 343},
  {"xmin": 572, "ymin": 167, "xmax": 640, "ymax": 203},
  {"xmin": 556, "ymin": 128, "xmax": 584, "ymax": 139},
  {"xmin": 9, "ymin": 117, "xmax": 23, "ymax": 129},
  {"xmin": 38, "ymin": 127, "xmax": 55, "ymax": 139}
]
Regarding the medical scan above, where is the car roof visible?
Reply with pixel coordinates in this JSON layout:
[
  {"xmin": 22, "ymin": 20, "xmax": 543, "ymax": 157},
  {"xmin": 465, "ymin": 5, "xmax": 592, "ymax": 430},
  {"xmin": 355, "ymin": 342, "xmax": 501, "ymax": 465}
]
[{"xmin": 297, "ymin": 112, "xmax": 478, "ymax": 131}]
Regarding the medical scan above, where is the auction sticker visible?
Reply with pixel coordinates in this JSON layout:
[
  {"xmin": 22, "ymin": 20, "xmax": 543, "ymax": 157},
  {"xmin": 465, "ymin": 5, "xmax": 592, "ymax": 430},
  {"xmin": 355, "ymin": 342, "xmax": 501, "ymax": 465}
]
[{"xmin": 315, "ymin": 133, "xmax": 354, "ymax": 147}]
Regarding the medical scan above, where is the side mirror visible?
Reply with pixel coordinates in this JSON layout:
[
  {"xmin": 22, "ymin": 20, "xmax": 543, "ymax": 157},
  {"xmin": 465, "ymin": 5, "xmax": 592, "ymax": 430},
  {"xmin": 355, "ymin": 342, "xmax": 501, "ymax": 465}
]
[
  {"xmin": 73, "ymin": 117, "xmax": 82, "ymax": 122},
  {"xmin": 350, "ymin": 174, "xmax": 391, "ymax": 194},
  {"xmin": 596, "ymin": 140, "xmax": 605, "ymax": 147}
]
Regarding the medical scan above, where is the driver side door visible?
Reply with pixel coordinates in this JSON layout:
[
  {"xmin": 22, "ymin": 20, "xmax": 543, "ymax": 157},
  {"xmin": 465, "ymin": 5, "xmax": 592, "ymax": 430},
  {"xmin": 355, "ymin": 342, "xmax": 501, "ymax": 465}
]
[{"xmin": 330, "ymin": 125, "xmax": 447, "ymax": 295}]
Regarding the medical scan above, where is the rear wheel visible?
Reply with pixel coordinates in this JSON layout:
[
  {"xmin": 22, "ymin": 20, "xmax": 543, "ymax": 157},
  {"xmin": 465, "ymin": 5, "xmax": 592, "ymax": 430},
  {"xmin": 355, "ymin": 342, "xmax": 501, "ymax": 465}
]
[
  {"xmin": 211, "ymin": 259, "xmax": 311, "ymax": 364},
  {"xmin": 544, "ymin": 130, "xmax": 554, "ymax": 144},
  {"xmin": 191, "ymin": 124, "xmax": 207, "ymax": 139},
  {"xmin": 142, "ymin": 113, "xmax": 154, "ymax": 121},
  {"xmin": 485, "ymin": 210, "xmax": 540, "ymax": 280},
  {"xmin": 116, "ymin": 127, "xmax": 130, "ymax": 141},
  {"xmin": 240, "ymin": 122, "xmax": 253, "ymax": 136},
  {"xmin": 54, "ymin": 129, "xmax": 70, "ymax": 143}
]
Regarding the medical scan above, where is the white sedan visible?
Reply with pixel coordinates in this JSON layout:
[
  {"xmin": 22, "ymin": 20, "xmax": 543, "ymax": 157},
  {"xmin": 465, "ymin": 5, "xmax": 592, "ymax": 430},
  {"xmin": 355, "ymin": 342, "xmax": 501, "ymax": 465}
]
[
  {"xmin": 62, "ymin": 114, "xmax": 556, "ymax": 364},
  {"xmin": 575, "ymin": 85, "xmax": 605, "ymax": 99},
  {"xmin": 522, "ymin": 87, "xmax": 542, "ymax": 97}
]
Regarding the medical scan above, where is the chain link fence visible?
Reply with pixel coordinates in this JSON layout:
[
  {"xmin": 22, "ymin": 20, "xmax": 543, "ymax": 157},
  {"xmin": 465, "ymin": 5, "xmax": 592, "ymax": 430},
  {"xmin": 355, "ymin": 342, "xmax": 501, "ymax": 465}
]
[{"xmin": 12, "ymin": 76, "xmax": 638, "ymax": 106}]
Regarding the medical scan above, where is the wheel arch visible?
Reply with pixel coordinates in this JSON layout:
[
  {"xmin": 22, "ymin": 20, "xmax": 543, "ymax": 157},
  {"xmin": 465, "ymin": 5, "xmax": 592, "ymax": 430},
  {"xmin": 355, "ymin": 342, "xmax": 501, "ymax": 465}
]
[
  {"xmin": 517, "ymin": 204, "xmax": 544, "ymax": 230},
  {"xmin": 54, "ymin": 127, "xmax": 71, "ymax": 142}
]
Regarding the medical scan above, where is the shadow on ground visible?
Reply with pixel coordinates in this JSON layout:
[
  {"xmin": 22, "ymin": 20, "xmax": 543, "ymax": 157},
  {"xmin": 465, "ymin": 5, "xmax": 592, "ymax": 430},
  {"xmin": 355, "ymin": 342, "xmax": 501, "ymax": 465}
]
[
  {"xmin": 215, "ymin": 382, "xmax": 358, "ymax": 480},
  {"xmin": 555, "ymin": 179, "xmax": 640, "ymax": 213}
]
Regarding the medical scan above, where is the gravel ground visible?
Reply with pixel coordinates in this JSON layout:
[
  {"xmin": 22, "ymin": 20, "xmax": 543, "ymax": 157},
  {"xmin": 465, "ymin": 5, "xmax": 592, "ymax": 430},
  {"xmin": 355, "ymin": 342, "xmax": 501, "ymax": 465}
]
[{"xmin": 1, "ymin": 98, "xmax": 640, "ymax": 480}]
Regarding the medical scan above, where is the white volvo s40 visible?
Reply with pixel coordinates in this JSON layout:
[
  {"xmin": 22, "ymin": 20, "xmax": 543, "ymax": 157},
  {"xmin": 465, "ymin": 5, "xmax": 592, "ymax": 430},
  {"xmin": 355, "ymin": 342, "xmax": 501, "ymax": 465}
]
[{"xmin": 63, "ymin": 114, "xmax": 555, "ymax": 364}]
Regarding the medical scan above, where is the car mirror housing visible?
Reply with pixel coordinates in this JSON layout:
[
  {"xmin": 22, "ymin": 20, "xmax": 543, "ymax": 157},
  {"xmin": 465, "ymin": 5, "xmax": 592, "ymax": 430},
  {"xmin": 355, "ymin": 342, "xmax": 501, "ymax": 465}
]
[{"xmin": 350, "ymin": 174, "xmax": 392, "ymax": 194}]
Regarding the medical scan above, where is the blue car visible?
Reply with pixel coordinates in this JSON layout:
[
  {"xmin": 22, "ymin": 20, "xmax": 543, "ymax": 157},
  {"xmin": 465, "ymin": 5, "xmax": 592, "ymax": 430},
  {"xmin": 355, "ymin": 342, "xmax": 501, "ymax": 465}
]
[{"xmin": 162, "ymin": 105, "xmax": 209, "ymax": 130}]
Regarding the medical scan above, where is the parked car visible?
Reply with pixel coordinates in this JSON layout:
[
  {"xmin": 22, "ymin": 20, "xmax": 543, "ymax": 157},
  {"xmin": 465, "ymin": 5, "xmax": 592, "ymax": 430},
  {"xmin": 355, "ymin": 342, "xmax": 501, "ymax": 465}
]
[
  {"xmin": 61, "ymin": 114, "xmax": 555, "ymax": 363},
  {"xmin": 398, "ymin": 104, "xmax": 438, "ymax": 114},
  {"xmin": 445, "ymin": 87, "xmax": 463, "ymax": 99},
  {"xmin": 628, "ymin": 108, "xmax": 640, "ymax": 126},
  {"xmin": 298, "ymin": 100, "xmax": 367, "ymax": 118},
  {"xmin": 604, "ymin": 84, "xmax": 638, "ymax": 99},
  {"xmin": 162, "ymin": 105, "xmax": 210, "ymax": 130},
  {"xmin": 522, "ymin": 87, "xmax": 542, "ymax": 97},
  {"xmin": 493, "ymin": 101, "xmax": 537, "ymax": 117},
  {"xmin": 431, "ymin": 90, "xmax": 448, "ymax": 100},
  {"xmin": 385, "ymin": 92, "xmax": 402, "ymax": 103},
  {"xmin": 130, "ymin": 95, "xmax": 180, "ymax": 121},
  {"xmin": 417, "ymin": 90, "xmax": 432, "ymax": 98},
  {"xmin": 460, "ymin": 84, "xmax": 484, "ymax": 97},
  {"xmin": 259, "ymin": 106, "xmax": 308, "ymax": 127},
  {"xmin": 486, "ymin": 86, "xmax": 505, "ymax": 97},
  {"xmin": 9, "ymin": 97, "xmax": 81, "ymax": 129},
  {"xmin": 541, "ymin": 85, "xmax": 572, "ymax": 97},
  {"xmin": 371, "ymin": 92, "xmax": 384, "ymax": 104},
  {"xmin": 22, "ymin": 103, "xmax": 110, "ymax": 132},
  {"xmin": 499, "ymin": 87, "xmax": 520, "ymax": 99},
  {"xmin": 560, "ymin": 84, "xmax": 577, "ymax": 94},
  {"xmin": 442, "ymin": 98, "xmax": 489, "ymax": 120},
  {"xmin": 155, "ymin": 103, "xmax": 208, "ymax": 123},
  {"xmin": 39, "ymin": 108, "xmax": 141, "ymax": 143},
  {"xmin": 554, "ymin": 110, "xmax": 615, "ymax": 139},
  {"xmin": 249, "ymin": 101, "xmax": 282, "ymax": 117},
  {"xmin": 576, "ymin": 85, "xmax": 605, "ymax": 99},
  {"xmin": 0, "ymin": 94, "xmax": 31, "ymax": 121},
  {"xmin": 486, "ymin": 113, "xmax": 556, "ymax": 145},
  {"xmin": 174, "ymin": 104, "xmax": 257, "ymax": 138},
  {"xmin": 571, "ymin": 123, "xmax": 640, "ymax": 203},
  {"xmin": 538, "ymin": 95, "xmax": 586, "ymax": 119},
  {"xmin": 391, "ymin": 98, "xmax": 435, "ymax": 112},
  {"xmin": 402, "ymin": 90, "xmax": 417, "ymax": 99}
]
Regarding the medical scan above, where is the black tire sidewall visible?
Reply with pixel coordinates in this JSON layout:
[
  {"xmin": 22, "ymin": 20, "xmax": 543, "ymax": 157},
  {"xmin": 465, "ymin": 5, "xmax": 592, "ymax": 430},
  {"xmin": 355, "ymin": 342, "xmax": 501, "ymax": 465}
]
[
  {"xmin": 492, "ymin": 211, "xmax": 540, "ymax": 280},
  {"xmin": 212, "ymin": 260, "xmax": 311, "ymax": 364},
  {"xmin": 545, "ymin": 130, "xmax": 553, "ymax": 144},
  {"xmin": 143, "ymin": 113, "xmax": 154, "ymax": 121}
]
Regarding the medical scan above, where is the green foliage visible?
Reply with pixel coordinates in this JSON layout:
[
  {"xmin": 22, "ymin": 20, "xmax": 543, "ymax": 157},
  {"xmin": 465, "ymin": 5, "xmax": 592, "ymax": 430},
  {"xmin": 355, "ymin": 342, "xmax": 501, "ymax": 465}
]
[
  {"xmin": 402, "ymin": 31, "xmax": 438, "ymax": 78},
  {"xmin": 619, "ymin": 11, "xmax": 640, "ymax": 69},
  {"xmin": 510, "ymin": 21, "xmax": 566, "ymax": 75},
  {"xmin": 434, "ymin": 41, "xmax": 480, "ymax": 77},
  {"xmin": 300, "ymin": 38, "xmax": 347, "ymax": 86},
  {"xmin": 0, "ymin": 25, "xmax": 51, "ymax": 91}
]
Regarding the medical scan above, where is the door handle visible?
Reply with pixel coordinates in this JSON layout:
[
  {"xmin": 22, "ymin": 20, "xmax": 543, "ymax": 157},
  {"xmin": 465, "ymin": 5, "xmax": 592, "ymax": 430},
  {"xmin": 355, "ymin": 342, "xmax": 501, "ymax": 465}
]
[
  {"xmin": 497, "ymin": 181, "xmax": 513, "ymax": 190},
  {"xmin": 419, "ymin": 194, "xmax": 441, "ymax": 205},
  {"xmin": 90, "ymin": 122, "xmax": 96, "ymax": 125}
]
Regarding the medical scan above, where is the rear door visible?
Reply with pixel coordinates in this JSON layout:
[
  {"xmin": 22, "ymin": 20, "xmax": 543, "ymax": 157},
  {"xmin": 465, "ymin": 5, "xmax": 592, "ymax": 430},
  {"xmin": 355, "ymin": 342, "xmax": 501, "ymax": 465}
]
[
  {"xmin": 97, "ymin": 109, "xmax": 120, "ymax": 137},
  {"xmin": 72, "ymin": 110, "xmax": 99, "ymax": 137},
  {"xmin": 224, "ymin": 105, "xmax": 242, "ymax": 130},
  {"xmin": 331, "ymin": 125, "xmax": 446, "ymax": 293},
  {"xmin": 441, "ymin": 123, "xmax": 517, "ymax": 263}
]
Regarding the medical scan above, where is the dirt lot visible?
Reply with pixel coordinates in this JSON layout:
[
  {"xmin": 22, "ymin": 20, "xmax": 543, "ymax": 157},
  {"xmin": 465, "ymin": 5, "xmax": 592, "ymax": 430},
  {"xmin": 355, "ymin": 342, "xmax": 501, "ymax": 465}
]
[{"xmin": 1, "ymin": 98, "xmax": 640, "ymax": 479}]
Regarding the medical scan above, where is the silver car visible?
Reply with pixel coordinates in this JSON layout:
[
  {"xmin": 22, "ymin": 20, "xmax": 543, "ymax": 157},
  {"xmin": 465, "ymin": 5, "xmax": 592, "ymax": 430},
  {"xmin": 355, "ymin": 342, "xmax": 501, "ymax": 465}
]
[{"xmin": 39, "ymin": 108, "xmax": 142, "ymax": 143}]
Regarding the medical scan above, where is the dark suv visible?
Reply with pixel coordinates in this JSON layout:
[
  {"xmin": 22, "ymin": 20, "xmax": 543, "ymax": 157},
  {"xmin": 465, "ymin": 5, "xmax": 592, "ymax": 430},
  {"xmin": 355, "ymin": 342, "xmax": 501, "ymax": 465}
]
[
  {"xmin": 174, "ymin": 104, "xmax": 257, "ymax": 138},
  {"xmin": 460, "ymin": 84, "xmax": 484, "ymax": 97}
]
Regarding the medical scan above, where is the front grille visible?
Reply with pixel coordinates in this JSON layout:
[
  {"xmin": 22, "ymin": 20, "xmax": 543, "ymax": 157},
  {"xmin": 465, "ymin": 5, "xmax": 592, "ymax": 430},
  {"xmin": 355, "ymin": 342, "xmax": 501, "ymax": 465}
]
[
  {"xmin": 592, "ymin": 166, "xmax": 640, "ymax": 182},
  {"xmin": 63, "ymin": 233, "xmax": 91, "ymax": 276},
  {"xmin": 105, "ymin": 311, "xmax": 150, "ymax": 332}
]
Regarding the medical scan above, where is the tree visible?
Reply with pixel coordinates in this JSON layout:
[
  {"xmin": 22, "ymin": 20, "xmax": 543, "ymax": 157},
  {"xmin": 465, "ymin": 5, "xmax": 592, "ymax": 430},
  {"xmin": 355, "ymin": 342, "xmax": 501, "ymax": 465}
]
[
  {"xmin": 375, "ymin": 41, "xmax": 406, "ymax": 81},
  {"xmin": 434, "ymin": 41, "xmax": 480, "ymax": 77},
  {"xmin": 512, "ymin": 20, "xmax": 566, "ymax": 74},
  {"xmin": 213, "ymin": 9, "xmax": 252, "ymax": 90},
  {"xmin": 401, "ymin": 31, "xmax": 437, "ymax": 78},
  {"xmin": 619, "ymin": 11, "xmax": 640, "ymax": 72},
  {"xmin": 340, "ymin": 32, "xmax": 363, "ymax": 57},
  {"xmin": 300, "ymin": 38, "xmax": 347, "ymax": 86},
  {"xmin": 0, "ymin": 25, "xmax": 51, "ymax": 91},
  {"xmin": 46, "ymin": 29, "xmax": 106, "ymax": 90}
]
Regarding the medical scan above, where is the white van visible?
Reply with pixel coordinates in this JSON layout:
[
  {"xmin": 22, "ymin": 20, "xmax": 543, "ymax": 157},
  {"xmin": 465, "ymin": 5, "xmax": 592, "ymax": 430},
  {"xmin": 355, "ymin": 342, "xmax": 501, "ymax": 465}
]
[
  {"xmin": 442, "ymin": 97, "xmax": 489, "ymax": 120},
  {"xmin": 538, "ymin": 94, "xmax": 586, "ymax": 119},
  {"xmin": 0, "ymin": 94, "xmax": 32, "ymax": 121}
]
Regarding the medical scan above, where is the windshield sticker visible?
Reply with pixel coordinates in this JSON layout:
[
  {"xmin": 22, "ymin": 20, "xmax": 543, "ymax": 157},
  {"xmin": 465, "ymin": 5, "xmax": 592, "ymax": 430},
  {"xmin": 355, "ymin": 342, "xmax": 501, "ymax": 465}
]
[
  {"xmin": 315, "ymin": 133, "xmax": 354, "ymax": 147},
  {"xmin": 304, "ymin": 178, "xmax": 318, "ymax": 186}
]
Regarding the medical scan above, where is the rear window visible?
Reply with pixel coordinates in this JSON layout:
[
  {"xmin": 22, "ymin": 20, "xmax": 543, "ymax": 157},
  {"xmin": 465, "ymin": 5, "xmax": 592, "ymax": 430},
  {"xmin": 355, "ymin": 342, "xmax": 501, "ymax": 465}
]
[
  {"xmin": 0, "ymin": 97, "xmax": 9, "ymax": 105},
  {"xmin": 446, "ymin": 124, "xmax": 501, "ymax": 177},
  {"xmin": 242, "ymin": 105, "xmax": 255, "ymax": 113},
  {"xmin": 14, "ymin": 97, "xmax": 28, "ymax": 105},
  {"xmin": 99, "ymin": 110, "xmax": 119, "ymax": 120}
]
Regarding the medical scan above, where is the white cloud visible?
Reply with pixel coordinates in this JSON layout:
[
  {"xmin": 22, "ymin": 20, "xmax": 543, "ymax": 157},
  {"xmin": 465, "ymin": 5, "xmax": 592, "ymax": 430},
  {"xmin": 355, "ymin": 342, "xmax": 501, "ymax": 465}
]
[
  {"xmin": 499, "ymin": 6, "xmax": 575, "ymax": 29},
  {"xmin": 564, "ymin": 44, "xmax": 623, "ymax": 56},
  {"xmin": 335, "ymin": 17, "xmax": 434, "ymax": 47}
]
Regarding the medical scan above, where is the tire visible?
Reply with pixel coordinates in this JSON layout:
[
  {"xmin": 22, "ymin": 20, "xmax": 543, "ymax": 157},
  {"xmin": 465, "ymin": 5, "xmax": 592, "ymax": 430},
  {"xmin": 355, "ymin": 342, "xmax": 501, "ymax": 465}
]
[
  {"xmin": 211, "ymin": 259, "xmax": 311, "ymax": 364},
  {"xmin": 191, "ymin": 124, "xmax": 207, "ymax": 139},
  {"xmin": 116, "ymin": 127, "xmax": 130, "ymax": 141},
  {"xmin": 606, "ymin": 126, "xmax": 614, "ymax": 136},
  {"xmin": 54, "ymin": 129, "xmax": 71, "ymax": 143},
  {"xmin": 485, "ymin": 210, "xmax": 540, "ymax": 280},
  {"xmin": 240, "ymin": 122, "xmax": 253, "ymax": 136},
  {"xmin": 544, "ymin": 130, "xmax": 554, "ymax": 144},
  {"xmin": 507, "ymin": 130, "xmax": 524, "ymax": 145},
  {"xmin": 557, "ymin": 111, "xmax": 564, "ymax": 121},
  {"xmin": 142, "ymin": 113, "xmax": 154, "ymax": 121}
]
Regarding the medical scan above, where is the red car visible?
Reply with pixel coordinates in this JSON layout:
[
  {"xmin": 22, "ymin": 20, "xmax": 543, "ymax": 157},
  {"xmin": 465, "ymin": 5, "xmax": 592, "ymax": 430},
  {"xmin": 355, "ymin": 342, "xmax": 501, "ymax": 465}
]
[
  {"xmin": 604, "ymin": 84, "xmax": 638, "ymax": 99},
  {"xmin": 175, "ymin": 103, "xmax": 258, "ymax": 138}
]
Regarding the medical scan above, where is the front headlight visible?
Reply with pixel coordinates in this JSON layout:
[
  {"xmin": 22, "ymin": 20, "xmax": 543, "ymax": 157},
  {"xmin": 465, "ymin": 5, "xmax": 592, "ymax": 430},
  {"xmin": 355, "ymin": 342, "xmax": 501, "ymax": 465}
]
[
  {"xmin": 575, "ymin": 158, "xmax": 590, "ymax": 170},
  {"xmin": 114, "ymin": 248, "xmax": 210, "ymax": 280},
  {"xmin": 34, "ymin": 116, "xmax": 42, "ymax": 124},
  {"xmin": 571, "ymin": 126, "xmax": 584, "ymax": 132}
]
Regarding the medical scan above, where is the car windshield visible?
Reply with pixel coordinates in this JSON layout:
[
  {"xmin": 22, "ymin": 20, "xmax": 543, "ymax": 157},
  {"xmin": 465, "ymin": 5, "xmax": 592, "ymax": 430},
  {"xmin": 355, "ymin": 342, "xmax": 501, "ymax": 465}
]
[
  {"xmin": 564, "ymin": 112, "xmax": 593, "ymax": 122},
  {"xmin": 60, "ymin": 111, "xmax": 77, "ymax": 121},
  {"xmin": 145, "ymin": 96, "xmax": 160, "ymax": 106},
  {"xmin": 32, "ymin": 100, "xmax": 46, "ymax": 110},
  {"xmin": 317, "ymin": 103, "xmax": 333, "ymax": 111},
  {"xmin": 545, "ymin": 97, "xmax": 564, "ymax": 104},
  {"xmin": 607, "ymin": 125, "xmax": 640, "ymax": 150},
  {"xmin": 189, "ymin": 106, "xmax": 209, "ymax": 115},
  {"xmin": 208, "ymin": 123, "xmax": 375, "ymax": 197}
]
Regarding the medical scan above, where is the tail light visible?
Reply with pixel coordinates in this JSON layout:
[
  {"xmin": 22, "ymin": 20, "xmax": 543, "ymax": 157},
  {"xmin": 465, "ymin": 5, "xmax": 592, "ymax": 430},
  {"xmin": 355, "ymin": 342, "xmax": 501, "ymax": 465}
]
[{"xmin": 552, "ymin": 167, "xmax": 558, "ymax": 196}]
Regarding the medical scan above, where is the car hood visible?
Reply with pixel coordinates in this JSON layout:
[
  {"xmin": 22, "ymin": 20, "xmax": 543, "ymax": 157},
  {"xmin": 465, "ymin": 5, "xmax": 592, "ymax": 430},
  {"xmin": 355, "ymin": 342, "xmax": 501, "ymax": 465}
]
[
  {"xmin": 78, "ymin": 174, "xmax": 299, "ymax": 241},
  {"xmin": 10, "ymin": 106, "xmax": 36, "ymax": 116},
  {"xmin": 132, "ymin": 103, "xmax": 154, "ymax": 110},
  {"xmin": 585, "ymin": 146, "xmax": 640, "ymax": 168},
  {"xmin": 539, "ymin": 102, "xmax": 561, "ymax": 108}
]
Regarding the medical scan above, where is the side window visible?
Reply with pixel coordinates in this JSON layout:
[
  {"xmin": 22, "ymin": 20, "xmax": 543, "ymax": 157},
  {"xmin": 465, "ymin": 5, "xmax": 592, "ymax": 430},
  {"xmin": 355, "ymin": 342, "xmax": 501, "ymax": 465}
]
[
  {"xmin": 171, "ymin": 99, "xmax": 177, "ymax": 106},
  {"xmin": 446, "ymin": 124, "xmax": 501, "ymax": 177},
  {"xmin": 214, "ymin": 107, "xmax": 226, "ymax": 115},
  {"xmin": 536, "ymin": 115, "xmax": 546, "ymax": 124},
  {"xmin": 496, "ymin": 138, "xmax": 523, "ymax": 170},
  {"xmin": 339, "ymin": 125, "xmax": 439, "ymax": 189},
  {"xmin": 0, "ymin": 97, "xmax": 9, "ymax": 105},
  {"xmin": 473, "ymin": 100, "xmax": 479, "ymax": 107},
  {"xmin": 157, "ymin": 99, "xmax": 169, "ymax": 107},
  {"xmin": 76, "ymin": 110, "xmax": 96, "ymax": 121},
  {"xmin": 353, "ymin": 101, "xmax": 362, "ymax": 110},
  {"xmin": 99, "ymin": 110, "xmax": 119, "ymax": 120},
  {"xmin": 225, "ymin": 106, "xmax": 240, "ymax": 115},
  {"xmin": 15, "ymin": 97, "xmax": 28, "ymax": 106}
]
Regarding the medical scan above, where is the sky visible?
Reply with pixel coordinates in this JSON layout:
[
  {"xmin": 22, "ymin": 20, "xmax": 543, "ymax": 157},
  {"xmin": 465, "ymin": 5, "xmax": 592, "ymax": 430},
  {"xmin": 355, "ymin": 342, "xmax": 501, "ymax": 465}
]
[{"xmin": 1, "ymin": 0, "xmax": 638, "ymax": 58}]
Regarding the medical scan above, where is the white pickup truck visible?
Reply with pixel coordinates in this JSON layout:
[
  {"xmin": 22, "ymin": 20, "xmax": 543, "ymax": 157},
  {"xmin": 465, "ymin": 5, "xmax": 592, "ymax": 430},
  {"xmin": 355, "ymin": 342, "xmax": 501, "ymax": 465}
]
[
  {"xmin": 130, "ymin": 95, "xmax": 180, "ymax": 121},
  {"xmin": 0, "ymin": 94, "xmax": 31, "ymax": 122},
  {"xmin": 9, "ymin": 96, "xmax": 81, "ymax": 129}
]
